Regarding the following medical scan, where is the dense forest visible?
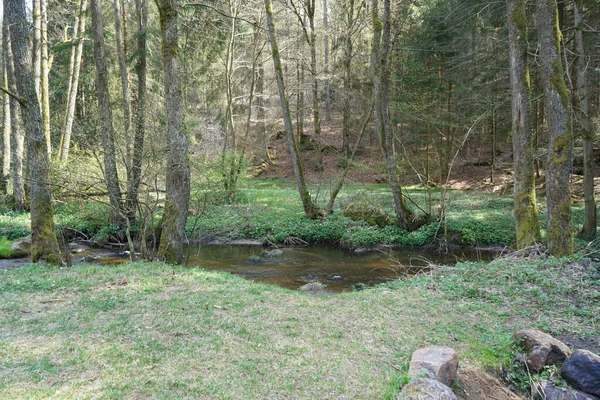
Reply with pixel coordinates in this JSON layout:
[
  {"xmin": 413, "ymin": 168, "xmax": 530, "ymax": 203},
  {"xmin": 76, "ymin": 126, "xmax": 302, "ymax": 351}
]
[
  {"xmin": 0, "ymin": 0, "xmax": 599, "ymax": 261},
  {"xmin": 1, "ymin": 0, "xmax": 600, "ymax": 398}
]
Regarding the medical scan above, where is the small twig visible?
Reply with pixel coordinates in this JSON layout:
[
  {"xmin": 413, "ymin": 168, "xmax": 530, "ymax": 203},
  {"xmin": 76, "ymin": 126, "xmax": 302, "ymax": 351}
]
[{"xmin": 0, "ymin": 86, "xmax": 25, "ymax": 105}]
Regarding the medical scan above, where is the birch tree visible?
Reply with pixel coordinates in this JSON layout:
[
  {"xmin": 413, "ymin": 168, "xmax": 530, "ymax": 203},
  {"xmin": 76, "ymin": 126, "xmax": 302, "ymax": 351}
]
[{"xmin": 59, "ymin": 0, "xmax": 88, "ymax": 163}]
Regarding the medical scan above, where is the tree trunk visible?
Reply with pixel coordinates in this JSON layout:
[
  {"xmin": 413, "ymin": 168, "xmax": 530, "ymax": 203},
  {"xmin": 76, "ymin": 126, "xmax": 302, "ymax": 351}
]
[
  {"xmin": 308, "ymin": 5, "xmax": 323, "ymax": 171},
  {"xmin": 125, "ymin": 0, "xmax": 148, "ymax": 225},
  {"xmin": 506, "ymin": 0, "xmax": 541, "ymax": 248},
  {"xmin": 3, "ymin": 22, "xmax": 25, "ymax": 211},
  {"xmin": 296, "ymin": 60, "xmax": 304, "ymax": 140},
  {"xmin": 90, "ymin": 0, "xmax": 123, "ymax": 227},
  {"xmin": 371, "ymin": 0, "xmax": 414, "ymax": 229},
  {"xmin": 264, "ymin": 0, "xmax": 322, "ymax": 219},
  {"xmin": 33, "ymin": 0, "xmax": 41, "ymax": 98},
  {"xmin": 1, "ymin": 44, "xmax": 9, "ymax": 194},
  {"xmin": 536, "ymin": 0, "xmax": 573, "ymax": 256},
  {"xmin": 6, "ymin": 0, "xmax": 61, "ymax": 264},
  {"xmin": 255, "ymin": 52, "xmax": 269, "ymax": 163},
  {"xmin": 341, "ymin": 0, "xmax": 355, "ymax": 163},
  {"xmin": 156, "ymin": 0, "xmax": 191, "ymax": 264},
  {"xmin": 40, "ymin": 0, "xmax": 51, "ymax": 156},
  {"xmin": 574, "ymin": 0, "xmax": 595, "ymax": 239},
  {"xmin": 59, "ymin": 0, "xmax": 88, "ymax": 163},
  {"xmin": 322, "ymin": 0, "xmax": 330, "ymax": 121},
  {"xmin": 113, "ymin": 0, "xmax": 133, "ymax": 171}
]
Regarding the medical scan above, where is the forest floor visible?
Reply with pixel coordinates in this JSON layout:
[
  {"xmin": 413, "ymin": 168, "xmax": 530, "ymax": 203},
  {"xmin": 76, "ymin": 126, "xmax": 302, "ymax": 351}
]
[{"xmin": 1, "ymin": 251, "xmax": 598, "ymax": 399}]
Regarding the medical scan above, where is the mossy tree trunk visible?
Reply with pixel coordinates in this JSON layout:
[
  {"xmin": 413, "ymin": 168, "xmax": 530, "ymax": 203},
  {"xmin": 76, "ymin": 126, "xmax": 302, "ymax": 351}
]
[
  {"xmin": 6, "ymin": 0, "xmax": 61, "ymax": 264},
  {"xmin": 370, "ymin": 0, "xmax": 414, "ymax": 229},
  {"xmin": 156, "ymin": 0, "xmax": 191, "ymax": 264},
  {"xmin": 3, "ymin": 22, "xmax": 25, "ymax": 211},
  {"xmin": 91, "ymin": 0, "xmax": 124, "ymax": 227},
  {"xmin": 264, "ymin": 0, "xmax": 322, "ymax": 219},
  {"xmin": 1, "ymin": 42, "xmax": 9, "ymax": 194},
  {"xmin": 506, "ymin": 0, "xmax": 541, "ymax": 248},
  {"xmin": 59, "ymin": 0, "xmax": 88, "ymax": 163},
  {"xmin": 574, "ymin": 0, "xmax": 595, "ymax": 239},
  {"xmin": 125, "ymin": 0, "xmax": 148, "ymax": 226},
  {"xmin": 536, "ymin": 0, "xmax": 573, "ymax": 256}
]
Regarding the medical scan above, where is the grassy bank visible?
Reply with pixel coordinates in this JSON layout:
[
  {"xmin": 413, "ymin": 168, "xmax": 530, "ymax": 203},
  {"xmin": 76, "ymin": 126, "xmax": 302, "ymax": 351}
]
[
  {"xmin": 0, "ymin": 179, "xmax": 588, "ymax": 253},
  {"xmin": 1, "ymin": 253, "xmax": 598, "ymax": 399}
]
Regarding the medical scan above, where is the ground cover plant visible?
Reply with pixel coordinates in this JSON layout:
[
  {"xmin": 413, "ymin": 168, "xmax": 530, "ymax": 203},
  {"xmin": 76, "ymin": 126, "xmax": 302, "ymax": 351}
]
[
  {"xmin": 1, "ymin": 251, "xmax": 598, "ymax": 399},
  {"xmin": 0, "ymin": 178, "xmax": 589, "ymax": 256}
]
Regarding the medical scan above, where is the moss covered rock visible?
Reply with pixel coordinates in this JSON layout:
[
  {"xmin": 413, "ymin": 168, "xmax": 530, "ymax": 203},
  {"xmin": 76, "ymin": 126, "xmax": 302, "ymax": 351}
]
[{"xmin": 342, "ymin": 202, "xmax": 390, "ymax": 227}]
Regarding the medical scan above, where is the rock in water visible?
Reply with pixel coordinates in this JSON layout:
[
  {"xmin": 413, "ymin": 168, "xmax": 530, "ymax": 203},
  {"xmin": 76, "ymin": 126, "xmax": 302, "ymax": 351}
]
[
  {"xmin": 514, "ymin": 329, "xmax": 571, "ymax": 372},
  {"xmin": 535, "ymin": 381, "xmax": 600, "ymax": 400},
  {"xmin": 397, "ymin": 378, "xmax": 458, "ymax": 400},
  {"xmin": 561, "ymin": 349, "xmax": 600, "ymax": 396},
  {"xmin": 298, "ymin": 282, "xmax": 330, "ymax": 295},
  {"xmin": 408, "ymin": 346, "xmax": 459, "ymax": 387},
  {"xmin": 262, "ymin": 249, "xmax": 285, "ymax": 258},
  {"xmin": 245, "ymin": 255, "xmax": 264, "ymax": 264},
  {"xmin": 342, "ymin": 201, "xmax": 390, "ymax": 227}
]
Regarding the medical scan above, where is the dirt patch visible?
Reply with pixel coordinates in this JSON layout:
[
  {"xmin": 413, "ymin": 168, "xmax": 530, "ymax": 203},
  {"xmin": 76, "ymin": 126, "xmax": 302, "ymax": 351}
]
[
  {"xmin": 557, "ymin": 334, "xmax": 600, "ymax": 355},
  {"xmin": 456, "ymin": 363, "xmax": 525, "ymax": 400}
]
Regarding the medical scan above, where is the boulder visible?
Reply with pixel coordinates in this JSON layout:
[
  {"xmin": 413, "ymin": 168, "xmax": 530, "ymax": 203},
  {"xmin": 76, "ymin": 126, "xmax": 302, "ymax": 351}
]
[
  {"xmin": 68, "ymin": 242, "xmax": 91, "ymax": 254},
  {"xmin": 245, "ymin": 255, "xmax": 264, "ymax": 264},
  {"xmin": 10, "ymin": 235, "xmax": 31, "ymax": 258},
  {"xmin": 534, "ymin": 381, "xmax": 600, "ymax": 400},
  {"xmin": 514, "ymin": 329, "xmax": 571, "ymax": 372},
  {"xmin": 262, "ymin": 249, "xmax": 285, "ymax": 258},
  {"xmin": 298, "ymin": 282, "xmax": 330, "ymax": 295},
  {"xmin": 342, "ymin": 201, "xmax": 390, "ymax": 227},
  {"xmin": 408, "ymin": 346, "xmax": 459, "ymax": 387},
  {"xmin": 561, "ymin": 349, "xmax": 600, "ymax": 396},
  {"xmin": 397, "ymin": 378, "xmax": 457, "ymax": 400}
]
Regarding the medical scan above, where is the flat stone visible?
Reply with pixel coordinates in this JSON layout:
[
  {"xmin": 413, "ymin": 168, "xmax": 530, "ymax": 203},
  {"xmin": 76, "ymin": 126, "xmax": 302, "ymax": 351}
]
[
  {"xmin": 561, "ymin": 349, "xmax": 600, "ymax": 396},
  {"xmin": 514, "ymin": 329, "xmax": 571, "ymax": 372},
  {"xmin": 408, "ymin": 346, "xmax": 458, "ymax": 386},
  {"xmin": 397, "ymin": 378, "xmax": 457, "ymax": 400},
  {"xmin": 534, "ymin": 381, "xmax": 600, "ymax": 400}
]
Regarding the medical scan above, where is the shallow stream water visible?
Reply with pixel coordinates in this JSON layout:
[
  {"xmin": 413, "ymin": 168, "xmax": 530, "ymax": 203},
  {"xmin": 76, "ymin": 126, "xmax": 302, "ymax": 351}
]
[
  {"xmin": 93, "ymin": 244, "xmax": 498, "ymax": 292},
  {"xmin": 1, "ymin": 244, "xmax": 498, "ymax": 292}
]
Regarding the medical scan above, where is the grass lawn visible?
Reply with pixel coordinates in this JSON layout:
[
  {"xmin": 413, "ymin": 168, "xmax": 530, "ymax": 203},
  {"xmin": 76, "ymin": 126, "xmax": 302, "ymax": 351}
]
[{"xmin": 1, "ymin": 253, "xmax": 598, "ymax": 399}]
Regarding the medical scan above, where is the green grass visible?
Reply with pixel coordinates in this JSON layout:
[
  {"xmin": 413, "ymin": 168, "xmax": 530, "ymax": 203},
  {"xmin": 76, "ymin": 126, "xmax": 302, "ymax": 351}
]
[
  {"xmin": 0, "ymin": 237, "xmax": 13, "ymax": 258},
  {"xmin": 0, "ymin": 255, "xmax": 598, "ymax": 399},
  {"xmin": 0, "ymin": 177, "xmax": 589, "ymax": 249}
]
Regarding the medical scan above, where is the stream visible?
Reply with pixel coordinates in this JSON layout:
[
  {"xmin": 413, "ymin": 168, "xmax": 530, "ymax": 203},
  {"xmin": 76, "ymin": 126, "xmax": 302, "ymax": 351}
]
[{"xmin": 1, "ymin": 244, "xmax": 498, "ymax": 292}]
